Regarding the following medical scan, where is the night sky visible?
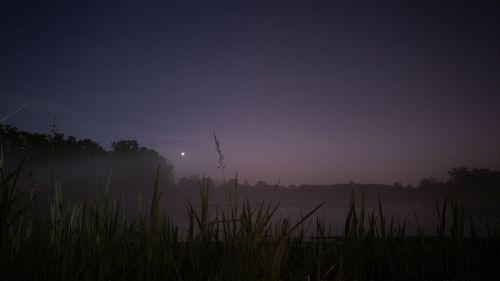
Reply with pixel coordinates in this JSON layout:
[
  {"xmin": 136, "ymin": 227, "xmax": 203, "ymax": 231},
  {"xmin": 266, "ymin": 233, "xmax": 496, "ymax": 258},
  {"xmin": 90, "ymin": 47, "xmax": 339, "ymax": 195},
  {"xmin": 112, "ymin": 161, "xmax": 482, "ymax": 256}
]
[{"xmin": 1, "ymin": 0, "xmax": 499, "ymax": 185}]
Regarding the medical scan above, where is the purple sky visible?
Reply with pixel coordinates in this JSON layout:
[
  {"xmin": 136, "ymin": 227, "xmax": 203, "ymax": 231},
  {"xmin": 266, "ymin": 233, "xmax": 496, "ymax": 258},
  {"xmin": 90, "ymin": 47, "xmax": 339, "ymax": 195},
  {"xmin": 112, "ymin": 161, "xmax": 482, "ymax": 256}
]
[{"xmin": 1, "ymin": 0, "xmax": 499, "ymax": 185}]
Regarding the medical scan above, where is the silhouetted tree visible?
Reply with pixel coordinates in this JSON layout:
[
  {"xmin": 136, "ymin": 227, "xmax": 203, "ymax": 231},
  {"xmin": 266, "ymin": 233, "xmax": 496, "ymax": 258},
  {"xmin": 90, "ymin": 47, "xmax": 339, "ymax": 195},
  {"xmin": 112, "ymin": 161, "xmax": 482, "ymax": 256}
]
[
  {"xmin": 1, "ymin": 125, "xmax": 175, "ymax": 195},
  {"xmin": 418, "ymin": 177, "xmax": 439, "ymax": 188},
  {"xmin": 77, "ymin": 139, "xmax": 107, "ymax": 158},
  {"xmin": 108, "ymin": 139, "xmax": 174, "ymax": 192},
  {"xmin": 111, "ymin": 140, "xmax": 140, "ymax": 156},
  {"xmin": 447, "ymin": 167, "xmax": 500, "ymax": 187}
]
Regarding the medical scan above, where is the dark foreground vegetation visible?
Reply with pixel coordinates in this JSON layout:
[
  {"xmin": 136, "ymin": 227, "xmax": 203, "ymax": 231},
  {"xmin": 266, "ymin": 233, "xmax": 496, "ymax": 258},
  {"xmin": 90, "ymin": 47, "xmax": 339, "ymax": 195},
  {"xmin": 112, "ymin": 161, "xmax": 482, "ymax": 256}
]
[
  {"xmin": 1, "ymin": 159, "xmax": 500, "ymax": 281},
  {"xmin": 2, "ymin": 124, "xmax": 500, "ymax": 280}
]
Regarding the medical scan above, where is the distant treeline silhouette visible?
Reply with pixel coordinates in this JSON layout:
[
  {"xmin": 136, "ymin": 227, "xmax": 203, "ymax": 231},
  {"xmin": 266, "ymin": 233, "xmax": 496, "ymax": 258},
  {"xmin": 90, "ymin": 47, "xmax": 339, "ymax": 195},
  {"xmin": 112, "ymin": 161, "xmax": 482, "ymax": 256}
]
[
  {"xmin": 0, "ymin": 124, "xmax": 173, "ymax": 201},
  {"xmin": 175, "ymin": 167, "xmax": 500, "ymax": 191},
  {"xmin": 2, "ymin": 124, "xmax": 500, "ymax": 202}
]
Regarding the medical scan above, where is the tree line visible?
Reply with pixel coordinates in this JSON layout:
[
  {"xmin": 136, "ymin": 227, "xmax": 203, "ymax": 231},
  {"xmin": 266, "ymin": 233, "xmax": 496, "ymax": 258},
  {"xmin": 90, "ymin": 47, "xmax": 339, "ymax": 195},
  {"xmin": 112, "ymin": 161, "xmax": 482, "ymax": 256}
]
[{"xmin": 0, "ymin": 124, "xmax": 174, "ymax": 200}]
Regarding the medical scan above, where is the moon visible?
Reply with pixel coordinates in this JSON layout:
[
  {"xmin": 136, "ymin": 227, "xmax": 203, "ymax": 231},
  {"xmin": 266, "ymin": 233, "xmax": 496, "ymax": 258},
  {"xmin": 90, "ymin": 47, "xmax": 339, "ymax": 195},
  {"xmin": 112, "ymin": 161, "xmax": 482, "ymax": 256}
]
[{"xmin": 180, "ymin": 152, "xmax": 186, "ymax": 157}]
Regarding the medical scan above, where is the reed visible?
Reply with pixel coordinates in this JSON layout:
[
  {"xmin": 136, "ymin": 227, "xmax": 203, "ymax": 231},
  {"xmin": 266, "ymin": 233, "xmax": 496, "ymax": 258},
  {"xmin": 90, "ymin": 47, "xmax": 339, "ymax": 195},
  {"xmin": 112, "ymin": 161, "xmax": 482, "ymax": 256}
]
[{"xmin": 0, "ymin": 157, "xmax": 499, "ymax": 281}]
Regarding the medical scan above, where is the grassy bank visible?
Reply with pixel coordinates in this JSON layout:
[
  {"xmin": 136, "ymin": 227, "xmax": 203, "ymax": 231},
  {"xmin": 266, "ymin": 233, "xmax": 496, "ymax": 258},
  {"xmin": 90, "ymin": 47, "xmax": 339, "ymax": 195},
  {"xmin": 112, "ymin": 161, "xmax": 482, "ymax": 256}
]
[{"xmin": 1, "ymin": 160, "xmax": 499, "ymax": 281}]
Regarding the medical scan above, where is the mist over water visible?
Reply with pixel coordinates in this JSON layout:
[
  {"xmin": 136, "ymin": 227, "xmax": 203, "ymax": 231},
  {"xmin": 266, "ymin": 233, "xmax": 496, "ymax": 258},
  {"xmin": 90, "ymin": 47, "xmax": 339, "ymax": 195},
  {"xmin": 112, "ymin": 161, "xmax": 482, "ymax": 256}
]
[
  {"xmin": 2, "ymin": 124, "xmax": 499, "ymax": 238},
  {"xmin": 22, "ymin": 162, "xmax": 500, "ymax": 238}
]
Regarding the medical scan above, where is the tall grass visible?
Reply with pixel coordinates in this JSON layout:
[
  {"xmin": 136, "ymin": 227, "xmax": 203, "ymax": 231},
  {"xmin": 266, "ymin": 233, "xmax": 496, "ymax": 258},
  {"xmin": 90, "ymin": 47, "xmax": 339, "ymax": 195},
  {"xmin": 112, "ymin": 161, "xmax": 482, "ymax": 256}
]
[{"xmin": 0, "ymin": 158, "xmax": 499, "ymax": 280}]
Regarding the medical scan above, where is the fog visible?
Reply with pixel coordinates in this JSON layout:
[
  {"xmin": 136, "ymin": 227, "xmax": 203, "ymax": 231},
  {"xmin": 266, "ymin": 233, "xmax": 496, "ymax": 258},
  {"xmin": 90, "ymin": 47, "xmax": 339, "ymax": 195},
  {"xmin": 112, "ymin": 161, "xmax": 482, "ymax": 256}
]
[
  {"xmin": 2, "ymin": 124, "xmax": 499, "ymax": 238},
  {"xmin": 17, "ymin": 160, "xmax": 500, "ymax": 237}
]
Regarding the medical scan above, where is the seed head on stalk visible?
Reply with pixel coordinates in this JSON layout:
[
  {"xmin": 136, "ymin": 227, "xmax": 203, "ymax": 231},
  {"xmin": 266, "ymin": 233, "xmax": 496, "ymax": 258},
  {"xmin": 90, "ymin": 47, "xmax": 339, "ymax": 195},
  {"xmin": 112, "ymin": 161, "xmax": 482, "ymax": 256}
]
[{"xmin": 213, "ymin": 131, "xmax": 226, "ymax": 183}]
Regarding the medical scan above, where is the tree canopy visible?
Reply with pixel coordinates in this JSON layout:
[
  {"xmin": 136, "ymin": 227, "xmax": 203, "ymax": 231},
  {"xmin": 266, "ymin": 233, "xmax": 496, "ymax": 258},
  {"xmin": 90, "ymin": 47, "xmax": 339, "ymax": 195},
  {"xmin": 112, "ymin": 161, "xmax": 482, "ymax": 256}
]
[{"xmin": 0, "ymin": 124, "xmax": 174, "ymax": 188}]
